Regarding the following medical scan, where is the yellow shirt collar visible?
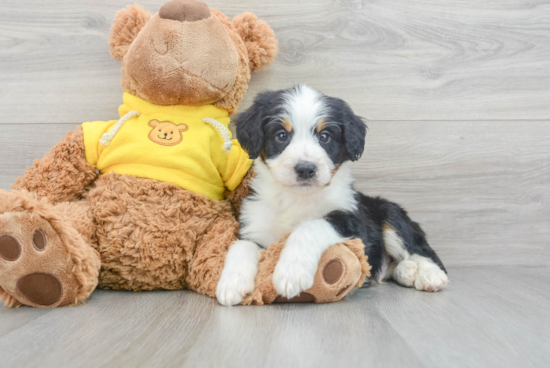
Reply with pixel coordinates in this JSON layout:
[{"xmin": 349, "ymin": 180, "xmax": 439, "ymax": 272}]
[{"xmin": 119, "ymin": 93, "xmax": 230, "ymax": 123}]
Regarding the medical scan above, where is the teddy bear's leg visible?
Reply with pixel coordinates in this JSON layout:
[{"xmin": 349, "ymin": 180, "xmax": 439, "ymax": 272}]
[
  {"xmin": 243, "ymin": 239, "xmax": 371, "ymax": 305},
  {"xmin": 0, "ymin": 190, "xmax": 100, "ymax": 308},
  {"xmin": 185, "ymin": 212, "xmax": 240, "ymax": 298}
]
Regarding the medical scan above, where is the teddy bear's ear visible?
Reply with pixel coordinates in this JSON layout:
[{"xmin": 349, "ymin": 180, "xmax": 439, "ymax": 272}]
[
  {"xmin": 232, "ymin": 13, "xmax": 278, "ymax": 72},
  {"xmin": 148, "ymin": 119, "xmax": 160, "ymax": 128},
  {"xmin": 109, "ymin": 4, "xmax": 152, "ymax": 61}
]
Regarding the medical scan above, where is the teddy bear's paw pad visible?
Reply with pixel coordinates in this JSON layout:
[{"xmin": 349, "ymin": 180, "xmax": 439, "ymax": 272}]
[
  {"xmin": 322, "ymin": 259, "xmax": 354, "ymax": 297},
  {"xmin": 16, "ymin": 273, "xmax": 63, "ymax": 306},
  {"xmin": 323, "ymin": 259, "xmax": 344, "ymax": 285},
  {"xmin": 296, "ymin": 244, "xmax": 364, "ymax": 304},
  {"xmin": 0, "ymin": 235, "xmax": 22, "ymax": 261},
  {"xmin": 274, "ymin": 292, "xmax": 316, "ymax": 303},
  {"xmin": 0, "ymin": 212, "xmax": 82, "ymax": 308},
  {"xmin": 32, "ymin": 230, "xmax": 47, "ymax": 251}
]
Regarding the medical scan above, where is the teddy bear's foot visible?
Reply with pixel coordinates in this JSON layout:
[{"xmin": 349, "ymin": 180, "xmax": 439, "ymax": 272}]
[
  {"xmin": 273, "ymin": 243, "xmax": 365, "ymax": 304},
  {"xmin": 243, "ymin": 239, "xmax": 371, "ymax": 305},
  {"xmin": 0, "ymin": 196, "xmax": 100, "ymax": 308}
]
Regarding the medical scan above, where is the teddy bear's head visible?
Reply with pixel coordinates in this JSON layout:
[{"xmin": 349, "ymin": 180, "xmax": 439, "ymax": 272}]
[{"xmin": 108, "ymin": 0, "xmax": 278, "ymax": 114}]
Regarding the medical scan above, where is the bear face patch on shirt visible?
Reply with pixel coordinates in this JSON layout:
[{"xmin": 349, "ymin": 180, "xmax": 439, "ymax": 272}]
[{"xmin": 148, "ymin": 119, "xmax": 189, "ymax": 146}]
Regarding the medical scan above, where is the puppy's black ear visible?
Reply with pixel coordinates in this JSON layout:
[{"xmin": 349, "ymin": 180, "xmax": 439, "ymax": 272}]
[
  {"xmin": 235, "ymin": 91, "xmax": 280, "ymax": 159},
  {"xmin": 343, "ymin": 110, "xmax": 367, "ymax": 161},
  {"xmin": 326, "ymin": 97, "xmax": 367, "ymax": 162}
]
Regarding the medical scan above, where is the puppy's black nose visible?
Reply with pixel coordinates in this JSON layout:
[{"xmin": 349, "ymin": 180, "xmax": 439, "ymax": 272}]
[{"xmin": 295, "ymin": 162, "xmax": 317, "ymax": 180}]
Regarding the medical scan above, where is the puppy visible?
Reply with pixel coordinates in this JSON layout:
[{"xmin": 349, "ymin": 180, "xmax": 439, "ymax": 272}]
[{"xmin": 216, "ymin": 85, "xmax": 448, "ymax": 306}]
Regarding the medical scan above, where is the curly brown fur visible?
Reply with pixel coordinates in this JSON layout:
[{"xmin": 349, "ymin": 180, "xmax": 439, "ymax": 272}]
[
  {"xmin": 345, "ymin": 238, "xmax": 372, "ymax": 286},
  {"xmin": 0, "ymin": 286, "xmax": 22, "ymax": 308},
  {"xmin": 12, "ymin": 127, "xmax": 97, "ymax": 205},
  {"xmin": 243, "ymin": 236, "xmax": 286, "ymax": 305},
  {"xmin": 2, "ymin": 3, "xmax": 280, "ymax": 307},
  {"xmin": 0, "ymin": 190, "xmax": 101, "ymax": 306},
  {"xmin": 86, "ymin": 174, "xmax": 233, "ymax": 291},
  {"xmin": 109, "ymin": 4, "xmax": 152, "ymax": 61},
  {"xmin": 233, "ymin": 12, "xmax": 278, "ymax": 72},
  {"xmin": 186, "ymin": 212, "xmax": 239, "ymax": 297}
]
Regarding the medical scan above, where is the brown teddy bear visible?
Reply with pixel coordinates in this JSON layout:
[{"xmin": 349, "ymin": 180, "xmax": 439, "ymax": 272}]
[{"xmin": 0, "ymin": 0, "xmax": 370, "ymax": 308}]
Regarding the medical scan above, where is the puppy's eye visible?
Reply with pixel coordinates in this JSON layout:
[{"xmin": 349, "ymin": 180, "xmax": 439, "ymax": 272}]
[
  {"xmin": 319, "ymin": 132, "xmax": 330, "ymax": 143},
  {"xmin": 171, "ymin": 132, "xmax": 173, "ymax": 134},
  {"xmin": 276, "ymin": 131, "xmax": 288, "ymax": 142}
]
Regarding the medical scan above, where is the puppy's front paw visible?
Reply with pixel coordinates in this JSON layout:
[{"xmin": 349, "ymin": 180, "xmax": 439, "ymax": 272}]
[
  {"xmin": 216, "ymin": 269, "xmax": 255, "ymax": 306},
  {"xmin": 414, "ymin": 269, "xmax": 448, "ymax": 292},
  {"xmin": 273, "ymin": 259, "xmax": 316, "ymax": 299}
]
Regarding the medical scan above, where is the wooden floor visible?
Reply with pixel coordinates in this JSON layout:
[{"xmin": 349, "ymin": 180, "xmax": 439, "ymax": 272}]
[
  {"xmin": 0, "ymin": 0, "xmax": 549, "ymax": 367},
  {"xmin": 0, "ymin": 267, "xmax": 548, "ymax": 368}
]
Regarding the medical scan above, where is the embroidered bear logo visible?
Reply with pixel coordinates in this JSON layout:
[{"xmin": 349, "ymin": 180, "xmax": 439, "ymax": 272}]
[{"xmin": 148, "ymin": 119, "xmax": 189, "ymax": 146}]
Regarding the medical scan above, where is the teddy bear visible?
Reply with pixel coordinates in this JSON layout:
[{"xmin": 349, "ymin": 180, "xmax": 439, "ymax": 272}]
[{"xmin": 0, "ymin": 0, "xmax": 371, "ymax": 308}]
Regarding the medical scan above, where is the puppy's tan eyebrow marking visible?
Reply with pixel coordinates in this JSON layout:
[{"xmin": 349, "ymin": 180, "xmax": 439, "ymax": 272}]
[
  {"xmin": 282, "ymin": 118, "xmax": 293, "ymax": 132},
  {"xmin": 316, "ymin": 119, "xmax": 327, "ymax": 132}
]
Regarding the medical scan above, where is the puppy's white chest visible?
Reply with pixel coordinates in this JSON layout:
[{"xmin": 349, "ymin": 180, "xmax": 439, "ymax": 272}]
[{"xmin": 241, "ymin": 195, "xmax": 332, "ymax": 248}]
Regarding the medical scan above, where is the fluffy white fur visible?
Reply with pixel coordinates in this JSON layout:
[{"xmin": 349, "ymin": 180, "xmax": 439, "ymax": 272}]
[
  {"xmin": 217, "ymin": 86, "xmax": 357, "ymax": 305},
  {"xmin": 216, "ymin": 85, "xmax": 447, "ymax": 306},
  {"xmin": 383, "ymin": 227, "xmax": 448, "ymax": 291},
  {"xmin": 216, "ymin": 240, "xmax": 261, "ymax": 306}
]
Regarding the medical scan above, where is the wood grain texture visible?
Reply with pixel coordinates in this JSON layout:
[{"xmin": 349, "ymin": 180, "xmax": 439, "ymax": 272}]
[
  {"xmin": 0, "ymin": 2, "xmax": 548, "ymax": 367},
  {"xmin": 1, "ymin": 122, "xmax": 548, "ymax": 267},
  {"xmin": 0, "ymin": 0, "xmax": 549, "ymax": 123},
  {"xmin": 0, "ymin": 267, "xmax": 548, "ymax": 368}
]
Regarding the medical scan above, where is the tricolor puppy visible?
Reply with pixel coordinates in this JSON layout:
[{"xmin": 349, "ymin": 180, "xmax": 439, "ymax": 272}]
[{"xmin": 216, "ymin": 85, "xmax": 448, "ymax": 306}]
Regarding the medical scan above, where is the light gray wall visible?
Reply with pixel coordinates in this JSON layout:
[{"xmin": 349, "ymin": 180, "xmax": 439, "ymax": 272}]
[{"xmin": 1, "ymin": 0, "xmax": 548, "ymax": 267}]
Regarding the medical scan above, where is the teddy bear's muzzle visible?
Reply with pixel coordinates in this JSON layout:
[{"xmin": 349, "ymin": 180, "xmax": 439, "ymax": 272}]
[{"xmin": 159, "ymin": 0, "xmax": 211, "ymax": 23}]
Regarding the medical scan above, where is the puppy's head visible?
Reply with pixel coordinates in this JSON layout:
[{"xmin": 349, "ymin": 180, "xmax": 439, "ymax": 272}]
[{"xmin": 236, "ymin": 85, "xmax": 366, "ymax": 192}]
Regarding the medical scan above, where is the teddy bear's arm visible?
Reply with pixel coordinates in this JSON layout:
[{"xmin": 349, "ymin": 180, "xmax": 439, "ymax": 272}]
[
  {"xmin": 224, "ymin": 166, "xmax": 255, "ymax": 218},
  {"xmin": 12, "ymin": 126, "xmax": 97, "ymax": 204}
]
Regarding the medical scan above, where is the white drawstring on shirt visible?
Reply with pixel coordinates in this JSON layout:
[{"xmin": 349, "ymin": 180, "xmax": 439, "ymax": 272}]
[
  {"xmin": 203, "ymin": 117, "xmax": 233, "ymax": 153},
  {"xmin": 98, "ymin": 111, "xmax": 233, "ymax": 154},
  {"xmin": 99, "ymin": 110, "xmax": 141, "ymax": 146}
]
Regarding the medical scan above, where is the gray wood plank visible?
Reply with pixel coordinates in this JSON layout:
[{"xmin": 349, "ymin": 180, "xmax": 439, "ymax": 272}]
[
  {"xmin": 354, "ymin": 120, "xmax": 550, "ymax": 267},
  {"xmin": 373, "ymin": 268, "xmax": 550, "ymax": 368},
  {"xmin": 1, "ymin": 122, "xmax": 548, "ymax": 267},
  {"xmin": 0, "ymin": 0, "xmax": 549, "ymax": 123},
  {"xmin": 0, "ymin": 267, "xmax": 548, "ymax": 368}
]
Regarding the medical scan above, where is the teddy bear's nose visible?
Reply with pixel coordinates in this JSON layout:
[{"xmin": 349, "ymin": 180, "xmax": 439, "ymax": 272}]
[{"xmin": 159, "ymin": 0, "xmax": 211, "ymax": 22}]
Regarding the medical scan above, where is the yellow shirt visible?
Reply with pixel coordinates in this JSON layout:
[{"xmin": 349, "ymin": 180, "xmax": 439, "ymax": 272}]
[{"xmin": 82, "ymin": 93, "xmax": 252, "ymax": 200}]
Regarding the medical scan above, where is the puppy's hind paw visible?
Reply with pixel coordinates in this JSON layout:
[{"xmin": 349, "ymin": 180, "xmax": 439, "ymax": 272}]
[
  {"xmin": 414, "ymin": 270, "xmax": 448, "ymax": 292},
  {"xmin": 393, "ymin": 260, "xmax": 418, "ymax": 287}
]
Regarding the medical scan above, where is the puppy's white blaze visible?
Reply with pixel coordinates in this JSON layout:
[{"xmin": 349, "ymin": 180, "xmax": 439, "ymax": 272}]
[
  {"xmin": 265, "ymin": 85, "xmax": 334, "ymax": 188},
  {"xmin": 240, "ymin": 160, "xmax": 357, "ymax": 249},
  {"xmin": 282, "ymin": 85, "xmax": 327, "ymax": 135}
]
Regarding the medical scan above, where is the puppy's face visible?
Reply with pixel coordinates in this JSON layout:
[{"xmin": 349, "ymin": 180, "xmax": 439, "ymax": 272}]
[{"xmin": 236, "ymin": 85, "xmax": 366, "ymax": 192}]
